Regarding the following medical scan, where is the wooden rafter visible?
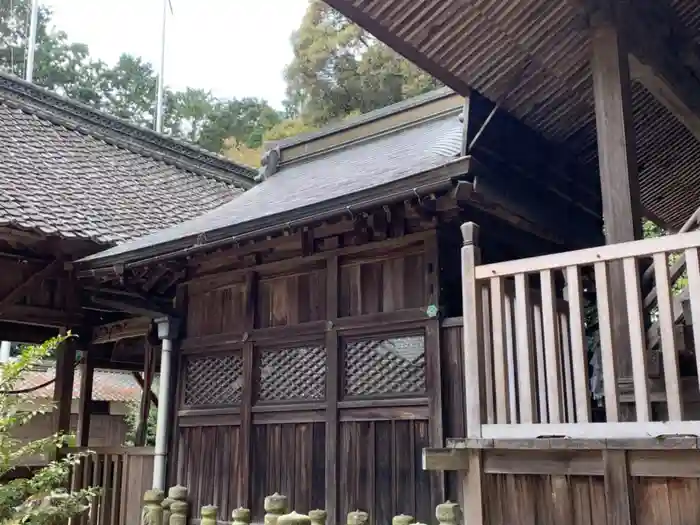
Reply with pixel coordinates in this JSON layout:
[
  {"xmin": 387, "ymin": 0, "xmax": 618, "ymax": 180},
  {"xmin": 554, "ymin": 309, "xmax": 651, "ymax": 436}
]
[
  {"xmin": 589, "ymin": 0, "xmax": 700, "ymax": 142},
  {"xmin": 0, "ymin": 259, "xmax": 63, "ymax": 317}
]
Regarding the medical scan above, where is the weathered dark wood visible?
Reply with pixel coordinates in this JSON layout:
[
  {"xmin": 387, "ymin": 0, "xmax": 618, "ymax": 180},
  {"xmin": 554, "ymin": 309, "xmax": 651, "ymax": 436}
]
[
  {"xmin": 0, "ymin": 259, "xmax": 62, "ymax": 316},
  {"xmin": 53, "ymin": 333, "xmax": 77, "ymax": 439},
  {"xmin": 324, "ymin": 255, "xmax": 339, "ymax": 525},
  {"xmin": 77, "ymin": 349, "xmax": 95, "ymax": 446},
  {"xmin": 591, "ymin": 16, "xmax": 642, "ymax": 388},
  {"xmin": 91, "ymin": 317, "xmax": 152, "ymax": 345},
  {"xmin": 604, "ymin": 450, "xmax": 635, "ymax": 525}
]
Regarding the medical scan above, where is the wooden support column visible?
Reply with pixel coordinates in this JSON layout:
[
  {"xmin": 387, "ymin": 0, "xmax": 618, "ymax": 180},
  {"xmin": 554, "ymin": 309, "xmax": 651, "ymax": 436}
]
[
  {"xmin": 239, "ymin": 271, "xmax": 257, "ymax": 509},
  {"xmin": 76, "ymin": 349, "xmax": 95, "ymax": 446},
  {"xmin": 425, "ymin": 232, "xmax": 446, "ymax": 508},
  {"xmin": 53, "ymin": 330, "xmax": 77, "ymax": 439},
  {"xmin": 324, "ymin": 255, "xmax": 339, "ymax": 525},
  {"xmin": 591, "ymin": 14, "xmax": 643, "ymax": 395},
  {"xmin": 603, "ymin": 450, "xmax": 635, "ymax": 525}
]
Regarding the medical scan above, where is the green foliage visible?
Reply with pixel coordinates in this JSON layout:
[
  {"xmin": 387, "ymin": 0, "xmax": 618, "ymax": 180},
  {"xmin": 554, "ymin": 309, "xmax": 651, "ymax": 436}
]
[
  {"xmin": 0, "ymin": 334, "xmax": 99, "ymax": 525},
  {"xmin": 0, "ymin": 0, "xmax": 442, "ymax": 160},
  {"xmin": 123, "ymin": 399, "xmax": 157, "ymax": 447},
  {"xmin": 284, "ymin": 0, "xmax": 441, "ymax": 126}
]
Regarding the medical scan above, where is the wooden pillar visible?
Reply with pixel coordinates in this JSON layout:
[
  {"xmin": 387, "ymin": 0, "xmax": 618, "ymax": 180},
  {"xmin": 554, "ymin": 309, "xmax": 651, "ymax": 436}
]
[
  {"xmin": 239, "ymin": 271, "xmax": 257, "ymax": 508},
  {"xmin": 324, "ymin": 255, "xmax": 339, "ymax": 525},
  {"xmin": 591, "ymin": 12, "xmax": 643, "ymax": 392},
  {"xmin": 53, "ymin": 330, "xmax": 77, "ymax": 438},
  {"xmin": 76, "ymin": 349, "xmax": 95, "ymax": 446},
  {"xmin": 603, "ymin": 450, "xmax": 635, "ymax": 525}
]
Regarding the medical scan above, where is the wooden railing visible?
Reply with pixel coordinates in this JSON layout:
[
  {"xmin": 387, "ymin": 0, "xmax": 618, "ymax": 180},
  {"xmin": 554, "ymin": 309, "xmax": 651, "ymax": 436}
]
[
  {"xmin": 69, "ymin": 447, "xmax": 155, "ymax": 525},
  {"xmin": 461, "ymin": 222, "xmax": 700, "ymax": 440}
]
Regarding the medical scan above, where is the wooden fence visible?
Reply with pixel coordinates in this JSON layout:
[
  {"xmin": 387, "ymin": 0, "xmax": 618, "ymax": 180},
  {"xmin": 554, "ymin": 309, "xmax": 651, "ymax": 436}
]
[
  {"xmin": 460, "ymin": 222, "xmax": 700, "ymax": 439},
  {"xmin": 69, "ymin": 447, "xmax": 155, "ymax": 525}
]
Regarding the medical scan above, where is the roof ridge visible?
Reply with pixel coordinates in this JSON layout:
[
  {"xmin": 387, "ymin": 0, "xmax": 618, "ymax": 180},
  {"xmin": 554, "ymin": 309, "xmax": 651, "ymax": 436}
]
[
  {"xmin": 269, "ymin": 86, "xmax": 455, "ymax": 150},
  {"xmin": 0, "ymin": 71, "xmax": 257, "ymax": 188}
]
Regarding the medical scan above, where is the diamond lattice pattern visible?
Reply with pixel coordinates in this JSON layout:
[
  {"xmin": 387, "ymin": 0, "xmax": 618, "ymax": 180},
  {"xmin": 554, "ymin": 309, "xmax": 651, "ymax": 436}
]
[
  {"xmin": 184, "ymin": 353, "xmax": 243, "ymax": 406},
  {"xmin": 257, "ymin": 345, "xmax": 326, "ymax": 402}
]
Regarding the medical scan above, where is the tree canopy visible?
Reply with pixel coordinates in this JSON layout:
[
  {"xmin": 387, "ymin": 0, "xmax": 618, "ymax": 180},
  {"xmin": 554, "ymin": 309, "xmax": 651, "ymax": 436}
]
[{"xmin": 0, "ymin": 0, "xmax": 440, "ymax": 166}]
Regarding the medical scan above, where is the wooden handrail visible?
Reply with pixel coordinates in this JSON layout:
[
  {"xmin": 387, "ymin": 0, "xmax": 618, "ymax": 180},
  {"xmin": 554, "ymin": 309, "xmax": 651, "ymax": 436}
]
[{"xmin": 475, "ymin": 229, "xmax": 700, "ymax": 278}]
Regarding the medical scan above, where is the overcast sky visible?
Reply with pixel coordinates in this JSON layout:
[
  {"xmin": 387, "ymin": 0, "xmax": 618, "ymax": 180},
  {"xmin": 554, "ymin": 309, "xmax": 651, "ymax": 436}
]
[{"xmin": 43, "ymin": 0, "xmax": 309, "ymax": 108}]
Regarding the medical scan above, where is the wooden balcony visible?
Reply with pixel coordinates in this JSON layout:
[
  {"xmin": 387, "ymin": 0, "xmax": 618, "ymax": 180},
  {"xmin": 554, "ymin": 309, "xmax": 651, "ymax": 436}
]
[{"xmin": 458, "ymin": 223, "xmax": 700, "ymax": 441}]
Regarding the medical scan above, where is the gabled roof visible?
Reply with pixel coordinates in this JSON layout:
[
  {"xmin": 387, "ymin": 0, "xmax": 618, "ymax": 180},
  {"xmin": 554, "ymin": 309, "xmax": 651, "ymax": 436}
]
[
  {"xmin": 0, "ymin": 73, "xmax": 256, "ymax": 245},
  {"xmin": 79, "ymin": 89, "xmax": 469, "ymax": 267}
]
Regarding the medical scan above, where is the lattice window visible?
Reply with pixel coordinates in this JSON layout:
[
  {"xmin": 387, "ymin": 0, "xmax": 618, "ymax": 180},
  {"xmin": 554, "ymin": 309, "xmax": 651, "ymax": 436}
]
[
  {"xmin": 343, "ymin": 335, "xmax": 425, "ymax": 397},
  {"xmin": 183, "ymin": 353, "xmax": 243, "ymax": 406},
  {"xmin": 257, "ymin": 345, "xmax": 326, "ymax": 402}
]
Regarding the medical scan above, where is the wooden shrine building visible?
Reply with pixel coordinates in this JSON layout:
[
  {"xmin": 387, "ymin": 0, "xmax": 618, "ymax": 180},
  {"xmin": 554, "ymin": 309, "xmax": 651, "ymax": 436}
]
[
  {"xmin": 76, "ymin": 86, "xmax": 607, "ymax": 523},
  {"xmin": 0, "ymin": 69, "xmax": 254, "ymax": 479}
]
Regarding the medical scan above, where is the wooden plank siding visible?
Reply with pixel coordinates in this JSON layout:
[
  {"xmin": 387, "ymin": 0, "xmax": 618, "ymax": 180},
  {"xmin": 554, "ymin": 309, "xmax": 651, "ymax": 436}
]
[{"xmin": 172, "ymin": 232, "xmax": 446, "ymax": 522}]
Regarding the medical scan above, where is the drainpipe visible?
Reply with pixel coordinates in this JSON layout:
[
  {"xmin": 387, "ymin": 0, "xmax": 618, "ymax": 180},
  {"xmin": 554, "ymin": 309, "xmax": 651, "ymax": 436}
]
[
  {"xmin": 0, "ymin": 341, "xmax": 11, "ymax": 363},
  {"xmin": 152, "ymin": 316, "xmax": 178, "ymax": 490}
]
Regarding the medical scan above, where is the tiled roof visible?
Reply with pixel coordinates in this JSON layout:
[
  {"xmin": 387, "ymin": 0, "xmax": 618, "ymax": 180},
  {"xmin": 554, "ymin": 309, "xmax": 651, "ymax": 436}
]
[
  {"xmin": 0, "ymin": 72, "xmax": 256, "ymax": 245},
  {"xmin": 80, "ymin": 104, "xmax": 466, "ymax": 265},
  {"xmin": 17, "ymin": 368, "xmax": 145, "ymax": 403}
]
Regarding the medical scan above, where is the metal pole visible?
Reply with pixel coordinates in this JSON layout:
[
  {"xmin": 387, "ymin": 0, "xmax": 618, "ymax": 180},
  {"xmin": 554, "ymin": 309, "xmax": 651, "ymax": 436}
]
[
  {"xmin": 0, "ymin": 341, "xmax": 11, "ymax": 363},
  {"xmin": 155, "ymin": 0, "xmax": 168, "ymax": 133},
  {"xmin": 152, "ymin": 333, "xmax": 171, "ymax": 490},
  {"xmin": 25, "ymin": 0, "xmax": 40, "ymax": 82}
]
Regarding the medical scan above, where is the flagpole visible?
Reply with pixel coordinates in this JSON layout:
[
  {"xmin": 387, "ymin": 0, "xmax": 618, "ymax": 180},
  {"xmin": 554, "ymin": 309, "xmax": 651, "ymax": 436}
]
[
  {"xmin": 155, "ymin": 0, "xmax": 168, "ymax": 133},
  {"xmin": 25, "ymin": 0, "xmax": 40, "ymax": 82}
]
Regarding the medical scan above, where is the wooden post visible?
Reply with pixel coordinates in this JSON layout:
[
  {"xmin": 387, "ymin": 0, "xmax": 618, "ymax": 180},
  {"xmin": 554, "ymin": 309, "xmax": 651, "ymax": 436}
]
[
  {"xmin": 460, "ymin": 451, "xmax": 485, "ymax": 525},
  {"xmin": 603, "ymin": 450, "xmax": 635, "ymax": 525},
  {"xmin": 240, "ymin": 272, "xmax": 257, "ymax": 508},
  {"xmin": 324, "ymin": 255, "xmax": 339, "ymax": 525},
  {"xmin": 76, "ymin": 348, "xmax": 95, "ymax": 446},
  {"xmin": 591, "ymin": 10, "xmax": 643, "ymax": 402},
  {"xmin": 460, "ymin": 223, "xmax": 484, "ymax": 438},
  {"xmin": 264, "ymin": 493, "xmax": 288, "ymax": 525},
  {"xmin": 53, "ymin": 331, "xmax": 77, "ymax": 441}
]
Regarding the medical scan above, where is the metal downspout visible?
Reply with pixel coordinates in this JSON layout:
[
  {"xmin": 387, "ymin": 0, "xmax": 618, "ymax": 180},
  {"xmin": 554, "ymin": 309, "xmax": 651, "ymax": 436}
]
[{"xmin": 152, "ymin": 317, "xmax": 177, "ymax": 490}]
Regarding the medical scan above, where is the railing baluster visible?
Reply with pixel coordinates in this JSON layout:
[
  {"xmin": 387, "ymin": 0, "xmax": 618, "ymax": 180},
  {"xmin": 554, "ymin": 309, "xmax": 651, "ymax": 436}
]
[
  {"xmin": 514, "ymin": 273, "xmax": 537, "ymax": 423},
  {"xmin": 533, "ymin": 303, "xmax": 548, "ymax": 423},
  {"xmin": 594, "ymin": 261, "xmax": 620, "ymax": 422},
  {"xmin": 653, "ymin": 252, "xmax": 683, "ymax": 420},
  {"xmin": 565, "ymin": 265, "xmax": 591, "ymax": 423},
  {"xmin": 460, "ymin": 222, "xmax": 484, "ymax": 438},
  {"xmin": 540, "ymin": 269, "xmax": 563, "ymax": 423},
  {"xmin": 481, "ymin": 284, "xmax": 495, "ymax": 424},
  {"xmin": 559, "ymin": 311, "xmax": 574, "ymax": 422},
  {"xmin": 490, "ymin": 277, "xmax": 510, "ymax": 423},
  {"xmin": 505, "ymin": 293, "xmax": 518, "ymax": 423},
  {"xmin": 685, "ymin": 248, "xmax": 700, "ymax": 399},
  {"xmin": 622, "ymin": 257, "xmax": 651, "ymax": 422}
]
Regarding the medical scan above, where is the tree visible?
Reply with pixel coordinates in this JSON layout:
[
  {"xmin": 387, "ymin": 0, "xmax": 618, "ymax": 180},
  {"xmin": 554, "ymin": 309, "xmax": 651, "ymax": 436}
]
[
  {"xmin": 123, "ymin": 401, "xmax": 157, "ymax": 447},
  {"xmin": 283, "ymin": 0, "xmax": 441, "ymax": 126},
  {"xmin": 0, "ymin": 334, "xmax": 98, "ymax": 525}
]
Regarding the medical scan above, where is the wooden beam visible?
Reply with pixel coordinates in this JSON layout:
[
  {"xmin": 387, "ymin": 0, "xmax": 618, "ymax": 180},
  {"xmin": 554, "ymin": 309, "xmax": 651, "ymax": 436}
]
[
  {"xmin": 76, "ymin": 350, "xmax": 95, "ymax": 447},
  {"xmin": 617, "ymin": 0, "xmax": 700, "ymax": 142},
  {"xmin": 91, "ymin": 317, "xmax": 152, "ymax": 345},
  {"xmin": 591, "ymin": 16, "xmax": 642, "ymax": 388},
  {"xmin": 0, "ymin": 260, "xmax": 62, "ymax": 317},
  {"xmin": 0, "ymin": 321, "xmax": 57, "ymax": 343},
  {"xmin": 2, "ymin": 305, "xmax": 83, "ymax": 327}
]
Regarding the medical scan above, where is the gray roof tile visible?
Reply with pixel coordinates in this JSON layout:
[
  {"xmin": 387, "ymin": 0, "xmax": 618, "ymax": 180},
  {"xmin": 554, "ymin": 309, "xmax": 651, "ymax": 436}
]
[
  {"xmin": 81, "ymin": 108, "xmax": 464, "ymax": 264},
  {"xmin": 0, "ymin": 73, "xmax": 255, "ymax": 245}
]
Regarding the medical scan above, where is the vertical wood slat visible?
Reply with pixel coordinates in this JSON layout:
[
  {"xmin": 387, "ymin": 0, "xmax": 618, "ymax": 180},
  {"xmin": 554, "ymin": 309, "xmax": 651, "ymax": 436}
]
[
  {"xmin": 480, "ymin": 285, "xmax": 495, "ymax": 424},
  {"xmin": 603, "ymin": 450, "xmax": 634, "ymax": 525},
  {"xmin": 559, "ymin": 312, "xmax": 574, "ymax": 423},
  {"xmin": 653, "ymin": 252, "xmax": 683, "ymax": 420},
  {"xmin": 594, "ymin": 261, "xmax": 620, "ymax": 422},
  {"xmin": 460, "ymin": 223, "xmax": 484, "ymax": 438},
  {"xmin": 565, "ymin": 265, "xmax": 591, "ymax": 423},
  {"xmin": 514, "ymin": 273, "xmax": 536, "ymax": 423},
  {"xmin": 489, "ymin": 277, "xmax": 510, "ymax": 424},
  {"xmin": 239, "ymin": 271, "xmax": 257, "ymax": 508},
  {"xmin": 685, "ymin": 248, "xmax": 700, "ymax": 398},
  {"xmin": 504, "ymin": 296, "xmax": 518, "ymax": 423},
  {"xmin": 532, "ymin": 303, "xmax": 548, "ymax": 423},
  {"xmin": 622, "ymin": 257, "xmax": 651, "ymax": 422},
  {"xmin": 540, "ymin": 269, "xmax": 563, "ymax": 423}
]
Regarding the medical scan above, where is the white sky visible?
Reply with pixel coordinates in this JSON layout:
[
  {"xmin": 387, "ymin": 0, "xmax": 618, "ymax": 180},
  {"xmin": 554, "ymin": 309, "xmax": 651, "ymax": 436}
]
[{"xmin": 43, "ymin": 0, "xmax": 309, "ymax": 108}]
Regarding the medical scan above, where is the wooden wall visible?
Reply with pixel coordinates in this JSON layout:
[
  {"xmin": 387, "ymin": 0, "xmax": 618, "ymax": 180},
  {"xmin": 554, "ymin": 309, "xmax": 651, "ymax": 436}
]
[{"xmin": 172, "ymin": 231, "xmax": 445, "ymax": 524}]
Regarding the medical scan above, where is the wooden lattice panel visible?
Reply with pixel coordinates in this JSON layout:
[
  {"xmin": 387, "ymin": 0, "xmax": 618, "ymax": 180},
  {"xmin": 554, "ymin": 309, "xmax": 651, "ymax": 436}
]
[
  {"xmin": 343, "ymin": 335, "xmax": 426, "ymax": 397},
  {"xmin": 257, "ymin": 345, "xmax": 326, "ymax": 402},
  {"xmin": 183, "ymin": 353, "xmax": 243, "ymax": 406}
]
